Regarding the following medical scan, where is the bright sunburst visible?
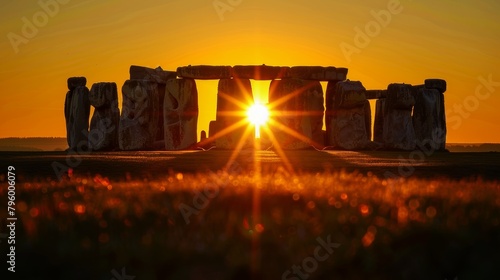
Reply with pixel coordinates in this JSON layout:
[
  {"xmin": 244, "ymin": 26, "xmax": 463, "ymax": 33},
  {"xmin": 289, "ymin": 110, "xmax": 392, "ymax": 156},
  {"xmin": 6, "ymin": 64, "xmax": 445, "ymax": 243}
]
[{"xmin": 247, "ymin": 103, "xmax": 269, "ymax": 127}]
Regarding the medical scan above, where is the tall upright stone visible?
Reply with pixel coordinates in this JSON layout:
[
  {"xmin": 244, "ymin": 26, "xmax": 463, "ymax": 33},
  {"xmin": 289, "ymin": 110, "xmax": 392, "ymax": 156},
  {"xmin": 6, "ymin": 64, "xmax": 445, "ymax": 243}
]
[
  {"xmin": 129, "ymin": 65, "xmax": 177, "ymax": 149},
  {"xmin": 413, "ymin": 79, "xmax": 447, "ymax": 151},
  {"xmin": 269, "ymin": 78, "xmax": 324, "ymax": 149},
  {"xmin": 216, "ymin": 79, "xmax": 254, "ymax": 149},
  {"xmin": 65, "ymin": 77, "xmax": 90, "ymax": 150},
  {"xmin": 325, "ymin": 80, "xmax": 370, "ymax": 150},
  {"xmin": 164, "ymin": 78, "xmax": 199, "ymax": 150},
  {"xmin": 373, "ymin": 99, "xmax": 385, "ymax": 143},
  {"xmin": 383, "ymin": 83, "xmax": 416, "ymax": 150},
  {"xmin": 119, "ymin": 80, "xmax": 159, "ymax": 150},
  {"xmin": 88, "ymin": 82, "xmax": 120, "ymax": 151}
]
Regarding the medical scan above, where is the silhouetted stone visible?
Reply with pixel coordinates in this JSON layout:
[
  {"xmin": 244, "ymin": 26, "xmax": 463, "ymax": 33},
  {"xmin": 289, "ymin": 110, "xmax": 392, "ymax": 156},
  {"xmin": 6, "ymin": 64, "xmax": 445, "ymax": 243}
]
[
  {"xmin": 215, "ymin": 79, "xmax": 254, "ymax": 149},
  {"xmin": 209, "ymin": 121, "xmax": 218, "ymax": 139},
  {"xmin": 288, "ymin": 66, "xmax": 348, "ymax": 81},
  {"xmin": 325, "ymin": 80, "xmax": 370, "ymax": 149},
  {"xmin": 232, "ymin": 65, "xmax": 289, "ymax": 80},
  {"xmin": 177, "ymin": 65, "xmax": 232, "ymax": 80},
  {"xmin": 373, "ymin": 99, "xmax": 385, "ymax": 143},
  {"xmin": 269, "ymin": 79, "xmax": 324, "ymax": 149},
  {"xmin": 425, "ymin": 79, "xmax": 447, "ymax": 94},
  {"xmin": 164, "ymin": 79, "xmax": 198, "ymax": 150},
  {"xmin": 88, "ymin": 83, "xmax": 119, "ymax": 151},
  {"xmin": 129, "ymin": 65, "xmax": 177, "ymax": 84},
  {"xmin": 383, "ymin": 83, "xmax": 416, "ymax": 150},
  {"xmin": 366, "ymin": 90, "xmax": 387, "ymax": 99},
  {"xmin": 413, "ymin": 87, "xmax": 446, "ymax": 151},
  {"xmin": 67, "ymin": 77, "xmax": 86, "ymax": 91},
  {"xmin": 67, "ymin": 86, "xmax": 91, "ymax": 150},
  {"xmin": 119, "ymin": 80, "xmax": 159, "ymax": 150}
]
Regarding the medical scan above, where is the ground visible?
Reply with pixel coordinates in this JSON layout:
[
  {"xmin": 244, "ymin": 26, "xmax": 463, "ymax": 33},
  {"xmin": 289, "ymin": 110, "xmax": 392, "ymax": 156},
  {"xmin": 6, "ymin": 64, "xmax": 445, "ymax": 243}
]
[{"xmin": 0, "ymin": 150, "xmax": 499, "ymax": 279}]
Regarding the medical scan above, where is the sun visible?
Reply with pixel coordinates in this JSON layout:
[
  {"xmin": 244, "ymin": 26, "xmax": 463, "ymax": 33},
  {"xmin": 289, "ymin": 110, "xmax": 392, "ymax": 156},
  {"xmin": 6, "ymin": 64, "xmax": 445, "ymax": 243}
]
[{"xmin": 247, "ymin": 103, "xmax": 269, "ymax": 127}]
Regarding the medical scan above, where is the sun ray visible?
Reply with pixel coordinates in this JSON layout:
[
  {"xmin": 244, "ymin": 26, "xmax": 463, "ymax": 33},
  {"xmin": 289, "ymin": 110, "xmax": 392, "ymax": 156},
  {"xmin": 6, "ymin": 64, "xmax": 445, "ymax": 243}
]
[{"xmin": 260, "ymin": 125, "xmax": 294, "ymax": 173}]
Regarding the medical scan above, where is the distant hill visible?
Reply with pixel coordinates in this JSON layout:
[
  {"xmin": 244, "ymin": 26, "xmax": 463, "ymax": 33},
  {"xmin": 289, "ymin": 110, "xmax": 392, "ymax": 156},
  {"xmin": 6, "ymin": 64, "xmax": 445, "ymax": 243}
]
[
  {"xmin": 446, "ymin": 143, "xmax": 500, "ymax": 152},
  {"xmin": 0, "ymin": 137, "xmax": 67, "ymax": 151}
]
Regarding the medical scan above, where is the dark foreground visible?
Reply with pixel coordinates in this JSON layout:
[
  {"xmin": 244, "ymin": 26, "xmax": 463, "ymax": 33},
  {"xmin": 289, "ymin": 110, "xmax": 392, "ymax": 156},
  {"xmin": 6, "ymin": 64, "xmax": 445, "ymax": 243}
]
[{"xmin": 0, "ymin": 150, "xmax": 499, "ymax": 279}]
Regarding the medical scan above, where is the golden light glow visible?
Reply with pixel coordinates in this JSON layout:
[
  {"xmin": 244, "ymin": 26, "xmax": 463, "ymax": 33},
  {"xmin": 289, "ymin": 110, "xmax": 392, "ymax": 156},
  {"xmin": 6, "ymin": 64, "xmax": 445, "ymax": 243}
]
[
  {"xmin": 247, "ymin": 103, "xmax": 269, "ymax": 138},
  {"xmin": 247, "ymin": 103, "xmax": 269, "ymax": 126}
]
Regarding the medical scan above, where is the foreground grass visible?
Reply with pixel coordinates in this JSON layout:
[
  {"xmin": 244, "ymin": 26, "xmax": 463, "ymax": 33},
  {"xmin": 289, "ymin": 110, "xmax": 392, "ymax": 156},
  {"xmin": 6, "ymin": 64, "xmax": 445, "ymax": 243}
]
[{"xmin": 2, "ymin": 169, "xmax": 500, "ymax": 280}]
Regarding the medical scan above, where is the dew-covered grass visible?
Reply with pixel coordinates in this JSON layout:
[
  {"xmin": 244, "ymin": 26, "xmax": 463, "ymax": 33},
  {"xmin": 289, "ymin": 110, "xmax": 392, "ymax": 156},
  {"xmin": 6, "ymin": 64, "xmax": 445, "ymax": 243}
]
[{"xmin": 3, "ymin": 169, "xmax": 500, "ymax": 280}]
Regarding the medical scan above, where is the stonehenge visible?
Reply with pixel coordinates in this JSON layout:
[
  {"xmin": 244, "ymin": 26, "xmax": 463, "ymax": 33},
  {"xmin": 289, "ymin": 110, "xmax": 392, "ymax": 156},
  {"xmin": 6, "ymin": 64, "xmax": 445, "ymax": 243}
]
[
  {"xmin": 269, "ymin": 78, "xmax": 324, "ymax": 149},
  {"xmin": 89, "ymin": 82, "xmax": 120, "ymax": 151},
  {"xmin": 64, "ymin": 65, "xmax": 448, "ymax": 152},
  {"xmin": 215, "ymin": 78, "xmax": 254, "ymax": 149},
  {"xmin": 412, "ymin": 79, "xmax": 447, "ymax": 151},
  {"xmin": 382, "ymin": 84, "xmax": 416, "ymax": 150},
  {"xmin": 164, "ymin": 78, "xmax": 199, "ymax": 150},
  {"xmin": 119, "ymin": 80, "xmax": 160, "ymax": 150},
  {"xmin": 65, "ymin": 77, "xmax": 91, "ymax": 150},
  {"xmin": 326, "ymin": 80, "xmax": 371, "ymax": 150}
]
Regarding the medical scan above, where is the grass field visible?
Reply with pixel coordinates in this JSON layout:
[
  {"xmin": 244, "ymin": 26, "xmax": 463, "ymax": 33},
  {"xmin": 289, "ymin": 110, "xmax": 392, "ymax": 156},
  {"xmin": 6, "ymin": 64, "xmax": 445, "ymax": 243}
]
[{"xmin": 1, "ymin": 150, "xmax": 500, "ymax": 279}]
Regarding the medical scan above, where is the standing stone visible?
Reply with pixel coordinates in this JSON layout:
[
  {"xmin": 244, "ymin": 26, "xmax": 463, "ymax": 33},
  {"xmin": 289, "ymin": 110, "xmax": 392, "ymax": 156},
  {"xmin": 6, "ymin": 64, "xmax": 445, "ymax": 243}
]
[
  {"xmin": 68, "ymin": 86, "xmax": 91, "ymax": 150},
  {"xmin": 164, "ymin": 79, "xmax": 199, "ymax": 150},
  {"xmin": 424, "ymin": 79, "xmax": 447, "ymax": 94},
  {"xmin": 88, "ymin": 82, "xmax": 120, "ymax": 151},
  {"xmin": 65, "ymin": 77, "xmax": 90, "ymax": 150},
  {"xmin": 373, "ymin": 99, "xmax": 385, "ymax": 143},
  {"xmin": 67, "ymin": 77, "xmax": 86, "ymax": 91},
  {"xmin": 130, "ymin": 65, "xmax": 177, "ymax": 149},
  {"xmin": 325, "ymin": 80, "xmax": 370, "ymax": 150},
  {"xmin": 232, "ymin": 65, "xmax": 289, "ymax": 80},
  {"xmin": 413, "ymin": 85, "xmax": 447, "ymax": 151},
  {"xmin": 269, "ymin": 79, "xmax": 324, "ymax": 149},
  {"xmin": 216, "ymin": 79, "xmax": 254, "ymax": 149},
  {"xmin": 119, "ymin": 80, "xmax": 159, "ymax": 150},
  {"xmin": 383, "ymin": 84, "xmax": 416, "ymax": 150}
]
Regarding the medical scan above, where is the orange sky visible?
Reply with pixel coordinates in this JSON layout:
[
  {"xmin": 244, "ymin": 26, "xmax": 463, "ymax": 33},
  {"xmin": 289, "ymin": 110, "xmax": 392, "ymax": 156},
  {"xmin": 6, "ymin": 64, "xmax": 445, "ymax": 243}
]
[{"xmin": 1, "ymin": 0, "xmax": 499, "ymax": 143}]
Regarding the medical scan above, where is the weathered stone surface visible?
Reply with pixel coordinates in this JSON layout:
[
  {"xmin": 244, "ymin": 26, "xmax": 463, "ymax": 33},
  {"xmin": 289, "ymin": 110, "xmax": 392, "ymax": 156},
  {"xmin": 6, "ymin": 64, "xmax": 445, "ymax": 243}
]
[
  {"xmin": 64, "ymin": 91, "xmax": 73, "ymax": 145},
  {"xmin": 366, "ymin": 90, "xmax": 387, "ymax": 100},
  {"xmin": 269, "ymin": 79, "xmax": 324, "ymax": 149},
  {"xmin": 129, "ymin": 65, "xmax": 177, "ymax": 84},
  {"xmin": 88, "ymin": 83, "xmax": 119, "ymax": 151},
  {"xmin": 232, "ymin": 65, "xmax": 289, "ymax": 80},
  {"xmin": 325, "ymin": 80, "xmax": 370, "ymax": 149},
  {"xmin": 288, "ymin": 66, "xmax": 348, "ymax": 81},
  {"xmin": 67, "ymin": 86, "xmax": 91, "ymax": 150},
  {"xmin": 383, "ymin": 84, "xmax": 416, "ymax": 150},
  {"xmin": 425, "ymin": 79, "xmax": 447, "ymax": 94},
  {"xmin": 386, "ymin": 83, "xmax": 415, "ymax": 110},
  {"xmin": 215, "ymin": 79, "xmax": 254, "ymax": 149},
  {"xmin": 177, "ymin": 65, "xmax": 232, "ymax": 80},
  {"xmin": 332, "ymin": 80, "xmax": 367, "ymax": 109},
  {"xmin": 89, "ymin": 82, "xmax": 118, "ymax": 108},
  {"xmin": 413, "ymin": 87, "xmax": 447, "ymax": 151},
  {"xmin": 119, "ymin": 80, "xmax": 159, "ymax": 150},
  {"xmin": 373, "ymin": 99, "xmax": 385, "ymax": 143},
  {"xmin": 67, "ymin": 77, "xmax": 86, "ymax": 91},
  {"xmin": 164, "ymin": 79, "xmax": 198, "ymax": 150}
]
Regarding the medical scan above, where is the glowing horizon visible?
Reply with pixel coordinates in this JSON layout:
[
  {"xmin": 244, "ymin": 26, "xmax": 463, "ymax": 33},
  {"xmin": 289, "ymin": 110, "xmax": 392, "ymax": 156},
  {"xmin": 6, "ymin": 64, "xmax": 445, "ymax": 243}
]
[{"xmin": 1, "ymin": 0, "xmax": 499, "ymax": 143}]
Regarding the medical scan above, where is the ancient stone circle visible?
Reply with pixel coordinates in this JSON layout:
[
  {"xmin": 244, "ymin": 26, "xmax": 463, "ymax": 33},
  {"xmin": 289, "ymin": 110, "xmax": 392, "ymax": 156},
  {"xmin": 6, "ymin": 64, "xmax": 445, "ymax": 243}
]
[{"xmin": 64, "ymin": 65, "xmax": 447, "ymax": 151}]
